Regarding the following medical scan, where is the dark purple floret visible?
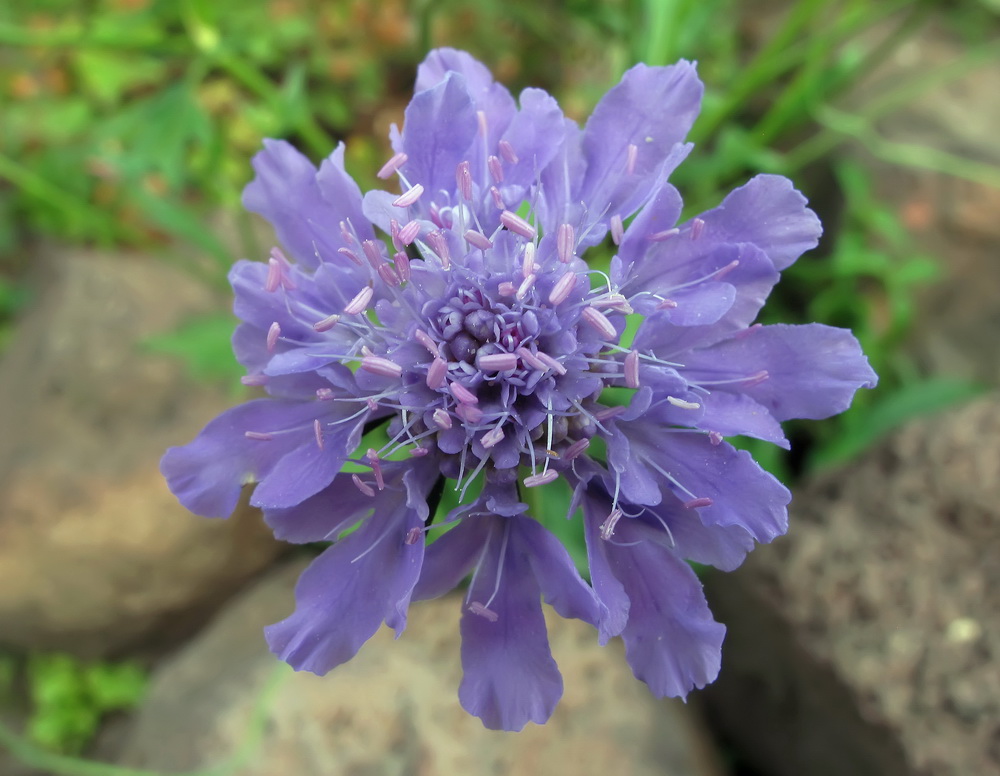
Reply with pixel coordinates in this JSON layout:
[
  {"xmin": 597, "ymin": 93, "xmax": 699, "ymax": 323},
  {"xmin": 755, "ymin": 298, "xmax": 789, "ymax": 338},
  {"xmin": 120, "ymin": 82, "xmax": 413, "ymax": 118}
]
[{"xmin": 161, "ymin": 48, "xmax": 877, "ymax": 731}]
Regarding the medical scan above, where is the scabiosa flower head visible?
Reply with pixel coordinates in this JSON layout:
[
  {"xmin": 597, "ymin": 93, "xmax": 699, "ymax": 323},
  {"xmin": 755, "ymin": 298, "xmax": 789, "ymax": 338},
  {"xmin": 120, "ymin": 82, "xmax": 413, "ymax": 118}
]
[{"xmin": 161, "ymin": 48, "xmax": 877, "ymax": 731}]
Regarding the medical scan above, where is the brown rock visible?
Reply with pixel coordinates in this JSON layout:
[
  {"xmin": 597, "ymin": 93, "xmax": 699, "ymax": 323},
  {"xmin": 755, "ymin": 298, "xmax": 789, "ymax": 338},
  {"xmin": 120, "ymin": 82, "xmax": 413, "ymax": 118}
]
[
  {"xmin": 0, "ymin": 246, "xmax": 283, "ymax": 657},
  {"xmin": 703, "ymin": 396, "xmax": 1000, "ymax": 776},
  {"xmin": 115, "ymin": 559, "xmax": 725, "ymax": 776}
]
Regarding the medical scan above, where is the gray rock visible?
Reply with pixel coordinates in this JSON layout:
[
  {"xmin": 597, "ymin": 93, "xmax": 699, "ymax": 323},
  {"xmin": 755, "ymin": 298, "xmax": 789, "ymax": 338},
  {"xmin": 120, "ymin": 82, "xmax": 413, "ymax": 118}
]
[
  {"xmin": 0, "ymin": 247, "xmax": 283, "ymax": 657},
  {"xmin": 116, "ymin": 559, "xmax": 725, "ymax": 776},
  {"xmin": 703, "ymin": 396, "xmax": 1000, "ymax": 776}
]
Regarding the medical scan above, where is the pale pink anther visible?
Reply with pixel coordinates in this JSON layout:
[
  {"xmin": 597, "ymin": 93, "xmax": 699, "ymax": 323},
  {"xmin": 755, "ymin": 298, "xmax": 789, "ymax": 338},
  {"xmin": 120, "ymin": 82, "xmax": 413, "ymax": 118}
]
[
  {"xmin": 708, "ymin": 431, "xmax": 723, "ymax": 446},
  {"xmin": 432, "ymin": 408, "xmax": 452, "ymax": 429},
  {"xmin": 337, "ymin": 247, "xmax": 363, "ymax": 266},
  {"xmin": 684, "ymin": 497, "xmax": 714, "ymax": 509},
  {"xmin": 563, "ymin": 438, "xmax": 590, "ymax": 460},
  {"xmin": 389, "ymin": 218, "xmax": 402, "ymax": 250},
  {"xmin": 488, "ymin": 155, "xmax": 503, "ymax": 183},
  {"xmin": 366, "ymin": 449, "xmax": 385, "ymax": 490},
  {"xmin": 362, "ymin": 240, "xmax": 383, "ymax": 268},
  {"xmin": 490, "ymin": 186, "xmax": 504, "ymax": 210},
  {"xmin": 377, "ymin": 262, "xmax": 400, "ymax": 287},
  {"xmin": 600, "ymin": 508, "xmax": 623, "ymax": 540},
  {"xmin": 398, "ymin": 220, "xmax": 421, "ymax": 245},
  {"xmin": 713, "ymin": 259, "xmax": 740, "ymax": 281},
  {"xmin": 265, "ymin": 258, "xmax": 282, "ymax": 292},
  {"xmin": 339, "ymin": 220, "xmax": 356, "ymax": 245},
  {"xmin": 501, "ymin": 210, "xmax": 536, "ymax": 240},
  {"xmin": 313, "ymin": 419, "xmax": 324, "ymax": 450},
  {"xmin": 455, "ymin": 403, "xmax": 483, "ymax": 423},
  {"xmin": 315, "ymin": 388, "xmax": 335, "ymax": 400},
  {"xmin": 515, "ymin": 347, "xmax": 548, "ymax": 371},
  {"xmin": 497, "ymin": 281, "xmax": 516, "ymax": 297},
  {"xmin": 557, "ymin": 223, "xmax": 575, "ymax": 263},
  {"xmin": 536, "ymin": 352, "xmax": 567, "ymax": 375},
  {"xmin": 477, "ymin": 110, "xmax": 488, "ymax": 137},
  {"xmin": 344, "ymin": 286, "xmax": 373, "ymax": 315},
  {"xmin": 691, "ymin": 217, "xmax": 705, "ymax": 239},
  {"xmin": 478, "ymin": 352, "xmax": 518, "ymax": 372},
  {"xmin": 313, "ymin": 313, "xmax": 340, "ymax": 332},
  {"xmin": 626, "ymin": 143, "xmax": 638, "ymax": 175},
  {"xmin": 516, "ymin": 273, "xmax": 536, "ymax": 301},
  {"xmin": 361, "ymin": 355, "xmax": 403, "ymax": 378},
  {"xmin": 270, "ymin": 245, "xmax": 292, "ymax": 269},
  {"xmin": 480, "ymin": 426, "xmax": 505, "ymax": 449},
  {"xmin": 414, "ymin": 329, "xmax": 439, "ymax": 357},
  {"xmin": 464, "ymin": 229, "xmax": 492, "ymax": 251},
  {"xmin": 548, "ymin": 271, "xmax": 577, "ymax": 305},
  {"xmin": 521, "ymin": 242, "xmax": 536, "ymax": 278},
  {"xmin": 352, "ymin": 474, "xmax": 375, "ymax": 497},
  {"xmin": 241, "ymin": 374, "xmax": 268, "ymax": 386},
  {"xmin": 392, "ymin": 184, "xmax": 424, "ymax": 208},
  {"xmin": 366, "ymin": 397, "xmax": 379, "ymax": 411},
  {"xmin": 581, "ymin": 306, "xmax": 618, "ymax": 340},
  {"xmin": 523, "ymin": 469, "xmax": 559, "ymax": 488},
  {"xmin": 498, "ymin": 139, "xmax": 519, "ymax": 164},
  {"xmin": 610, "ymin": 214, "xmax": 624, "ymax": 246},
  {"xmin": 625, "ymin": 350, "xmax": 640, "ymax": 388},
  {"xmin": 742, "ymin": 370, "xmax": 770, "ymax": 387},
  {"xmin": 650, "ymin": 227, "xmax": 680, "ymax": 242},
  {"xmin": 456, "ymin": 161, "xmax": 473, "ymax": 201},
  {"xmin": 427, "ymin": 230, "xmax": 450, "ymax": 268},
  {"xmin": 450, "ymin": 381, "xmax": 478, "ymax": 405},
  {"xmin": 468, "ymin": 602, "xmax": 499, "ymax": 622},
  {"xmin": 656, "ymin": 298, "xmax": 678, "ymax": 309},
  {"xmin": 361, "ymin": 345, "xmax": 374, "ymax": 357},
  {"xmin": 244, "ymin": 431, "xmax": 273, "ymax": 441},
  {"xmin": 666, "ymin": 395, "xmax": 701, "ymax": 410},
  {"xmin": 393, "ymin": 251, "xmax": 411, "ymax": 283},
  {"xmin": 426, "ymin": 357, "xmax": 448, "ymax": 389},
  {"xmin": 376, "ymin": 151, "xmax": 408, "ymax": 179},
  {"xmin": 405, "ymin": 526, "xmax": 423, "ymax": 545},
  {"xmin": 594, "ymin": 405, "xmax": 626, "ymax": 422},
  {"xmin": 410, "ymin": 446, "xmax": 430, "ymax": 457},
  {"xmin": 590, "ymin": 293, "xmax": 633, "ymax": 313},
  {"xmin": 266, "ymin": 321, "xmax": 281, "ymax": 352}
]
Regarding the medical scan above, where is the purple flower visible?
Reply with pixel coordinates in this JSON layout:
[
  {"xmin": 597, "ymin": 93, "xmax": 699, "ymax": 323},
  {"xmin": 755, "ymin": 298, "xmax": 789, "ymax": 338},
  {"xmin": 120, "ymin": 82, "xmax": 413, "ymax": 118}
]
[{"xmin": 161, "ymin": 48, "xmax": 877, "ymax": 731}]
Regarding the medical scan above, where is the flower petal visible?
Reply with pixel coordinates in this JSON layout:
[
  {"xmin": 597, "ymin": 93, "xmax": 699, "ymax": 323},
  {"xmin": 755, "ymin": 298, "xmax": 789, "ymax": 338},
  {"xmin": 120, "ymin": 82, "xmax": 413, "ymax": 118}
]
[{"xmin": 696, "ymin": 391, "xmax": 790, "ymax": 449}]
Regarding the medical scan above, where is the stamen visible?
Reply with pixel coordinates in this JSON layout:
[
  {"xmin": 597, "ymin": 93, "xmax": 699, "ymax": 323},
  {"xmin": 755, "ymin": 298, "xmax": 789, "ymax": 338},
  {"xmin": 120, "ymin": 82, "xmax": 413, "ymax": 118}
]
[
  {"xmin": 410, "ymin": 446, "xmax": 429, "ymax": 457},
  {"xmin": 488, "ymin": 155, "xmax": 503, "ymax": 183},
  {"xmin": 489, "ymin": 186, "xmax": 504, "ymax": 210},
  {"xmin": 266, "ymin": 321, "xmax": 281, "ymax": 353},
  {"xmin": 264, "ymin": 258, "xmax": 282, "ymax": 292},
  {"xmin": 580, "ymin": 306, "xmax": 618, "ymax": 340},
  {"xmin": 501, "ymin": 210, "xmax": 536, "ymax": 240},
  {"xmin": 626, "ymin": 143, "xmax": 638, "ymax": 175},
  {"xmin": 523, "ymin": 469, "xmax": 559, "ymax": 488},
  {"xmin": 244, "ymin": 431, "xmax": 273, "ymax": 441},
  {"xmin": 548, "ymin": 271, "xmax": 577, "ymax": 305},
  {"xmin": 464, "ymin": 229, "xmax": 492, "ymax": 251},
  {"xmin": 352, "ymin": 474, "xmax": 375, "ymax": 497},
  {"xmin": 339, "ymin": 220, "xmax": 356, "ymax": 246},
  {"xmin": 625, "ymin": 350, "xmax": 640, "ymax": 388},
  {"xmin": 337, "ymin": 247, "xmax": 363, "ymax": 266},
  {"xmin": 600, "ymin": 508, "xmax": 623, "ymax": 540},
  {"xmin": 691, "ymin": 217, "xmax": 705, "ymax": 239},
  {"xmin": 610, "ymin": 214, "xmax": 624, "ymax": 246},
  {"xmin": 366, "ymin": 398, "xmax": 379, "ymax": 411},
  {"xmin": 563, "ymin": 438, "xmax": 590, "ymax": 460},
  {"xmin": 594, "ymin": 405, "xmax": 626, "ymax": 422},
  {"xmin": 366, "ymin": 449, "xmax": 385, "ymax": 490},
  {"xmin": 376, "ymin": 151, "xmax": 408, "ymax": 179},
  {"xmin": 241, "ymin": 374, "xmax": 267, "ymax": 386},
  {"xmin": 497, "ymin": 281, "xmax": 516, "ymax": 297},
  {"xmin": 708, "ymin": 431, "xmax": 723, "ymax": 446},
  {"xmin": 656, "ymin": 298, "xmax": 678, "ymax": 309},
  {"xmin": 313, "ymin": 313, "xmax": 340, "ymax": 333},
  {"xmin": 456, "ymin": 161, "xmax": 473, "ymax": 201},
  {"xmin": 480, "ymin": 425, "xmax": 505, "ymax": 449},
  {"xmin": 468, "ymin": 602, "xmax": 499, "ymax": 622},
  {"xmin": 361, "ymin": 356, "xmax": 403, "ymax": 378},
  {"xmin": 405, "ymin": 526, "xmax": 423, "ymax": 545},
  {"xmin": 557, "ymin": 223, "xmax": 575, "ymax": 263},
  {"xmin": 315, "ymin": 388, "xmax": 335, "ymax": 400},
  {"xmin": 398, "ymin": 220, "xmax": 420, "ymax": 245},
  {"xmin": 516, "ymin": 273, "xmax": 536, "ymax": 300},
  {"xmin": 426, "ymin": 357, "xmax": 448, "ymax": 389},
  {"xmin": 478, "ymin": 352, "xmax": 518, "ymax": 372},
  {"xmin": 377, "ymin": 263, "xmax": 400, "ymax": 287},
  {"xmin": 522, "ymin": 242, "xmax": 536, "ymax": 279},
  {"xmin": 590, "ymin": 293, "xmax": 634, "ymax": 314},
  {"xmin": 713, "ymin": 259, "xmax": 739, "ymax": 281},
  {"xmin": 455, "ymin": 403, "xmax": 483, "ymax": 423},
  {"xmin": 498, "ymin": 139, "xmax": 519, "ymax": 164},
  {"xmin": 414, "ymin": 328, "xmax": 439, "ymax": 357},
  {"xmin": 426, "ymin": 230, "xmax": 451, "ymax": 268},
  {"xmin": 392, "ymin": 184, "xmax": 424, "ymax": 208},
  {"xmin": 515, "ymin": 347, "xmax": 548, "ymax": 371},
  {"xmin": 389, "ymin": 219, "xmax": 402, "ymax": 250},
  {"xmin": 450, "ymin": 381, "xmax": 478, "ymax": 405},
  {"xmin": 649, "ymin": 227, "xmax": 680, "ymax": 242},
  {"xmin": 393, "ymin": 251, "xmax": 411, "ymax": 283},
  {"xmin": 684, "ymin": 497, "xmax": 714, "ymax": 509},
  {"xmin": 361, "ymin": 240, "xmax": 383, "ymax": 268},
  {"xmin": 313, "ymin": 419, "xmax": 324, "ymax": 449},
  {"xmin": 477, "ymin": 110, "xmax": 488, "ymax": 137},
  {"xmin": 343, "ymin": 286, "xmax": 374, "ymax": 315},
  {"xmin": 536, "ymin": 352, "xmax": 567, "ymax": 375},
  {"xmin": 666, "ymin": 396, "xmax": 701, "ymax": 410},
  {"xmin": 432, "ymin": 408, "xmax": 453, "ymax": 429}
]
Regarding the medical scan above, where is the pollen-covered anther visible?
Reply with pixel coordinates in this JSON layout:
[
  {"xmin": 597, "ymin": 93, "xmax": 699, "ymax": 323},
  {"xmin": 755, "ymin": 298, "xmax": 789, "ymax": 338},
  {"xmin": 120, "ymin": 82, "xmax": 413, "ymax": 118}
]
[
  {"xmin": 498, "ymin": 139, "xmax": 518, "ymax": 164},
  {"xmin": 426, "ymin": 357, "xmax": 448, "ymax": 389},
  {"xmin": 266, "ymin": 321, "xmax": 281, "ymax": 353},
  {"xmin": 432, "ymin": 408, "xmax": 452, "ymax": 430},
  {"xmin": 392, "ymin": 184, "xmax": 424, "ymax": 208},
  {"xmin": 600, "ymin": 508, "xmax": 623, "ymax": 541},
  {"xmin": 450, "ymin": 381, "xmax": 478, "ymax": 405},
  {"xmin": 684, "ymin": 497, "xmax": 714, "ymax": 509},
  {"xmin": 456, "ymin": 161, "xmax": 473, "ymax": 201},
  {"xmin": 548, "ymin": 271, "xmax": 577, "ymax": 305},
  {"xmin": 625, "ymin": 350, "xmax": 640, "ymax": 389},
  {"xmin": 376, "ymin": 151, "xmax": 408, "ymax": 179},
  {"xmin": 523, "ymin": 469, "xmax": 559, "ymax": 488},
  {"xmin": 480, "ymin": 426, "xmax": 505, "ymax": 449},
  {"xmin": 352, "ymin": 474, "xmax": 375, "ymax": 498},
  {"xmin": 501, "ymin": 210, "xmax": 536, "ymax": 240},
  {"xmin": 488, "ymin": 155, "xmax": 503, "ymax": 183},
  {"xmin": 343, "ymin": 286, "xmax": 374, "ymax": 315},
  {"xmin": 666, "ymin": 396, "xmax": 701, "ymax": 410},
  {"xmin": 557, "ymin": 223, "xmax": 576, "ymax": 263},
  {"xmin": 610, "ymin": 214, "xmax": 624, "ymax": 246},
  {"xmin": 477, "ymin": 352, "xmax": 518, "ymax": 372},
  {"xmin": 313, "ymin": 419, "xmax": 324, "ymax": 450},
  {"xmin": 516, "ymin": 273, "xmax": 536, "ymax": 300},
  {"xmin": 464, "ymin": 229, "xmax": 492, "ymax": 251},
  {"xmin": 581, "ymin": 306, "xmax": 618, "ymax": 340},
  {"xmin": 691, "ymin": 217, "xmax": 705, "ymax": 240},
  {"xmin": 312, "ymin": 313, "xmax": 340, "ymax": 333},
  {"xmin": 626, "ymin": 143, "xmax": 638, "ymax": 175},
  {"xmin": 361, "ymin": 355, "xmax": 403, "ymax": 378},
  {"xmin": 468, "ymin": 602, "xmax": 499, "ymax": 622}
]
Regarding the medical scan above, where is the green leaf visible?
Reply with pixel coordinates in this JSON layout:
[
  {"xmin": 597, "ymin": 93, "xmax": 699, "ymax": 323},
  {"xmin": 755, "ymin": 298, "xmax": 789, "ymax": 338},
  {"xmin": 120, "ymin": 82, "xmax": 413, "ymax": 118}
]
[{"xmin": 143, "ymin": 311, "xmax": 242, "ymax": 383}]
